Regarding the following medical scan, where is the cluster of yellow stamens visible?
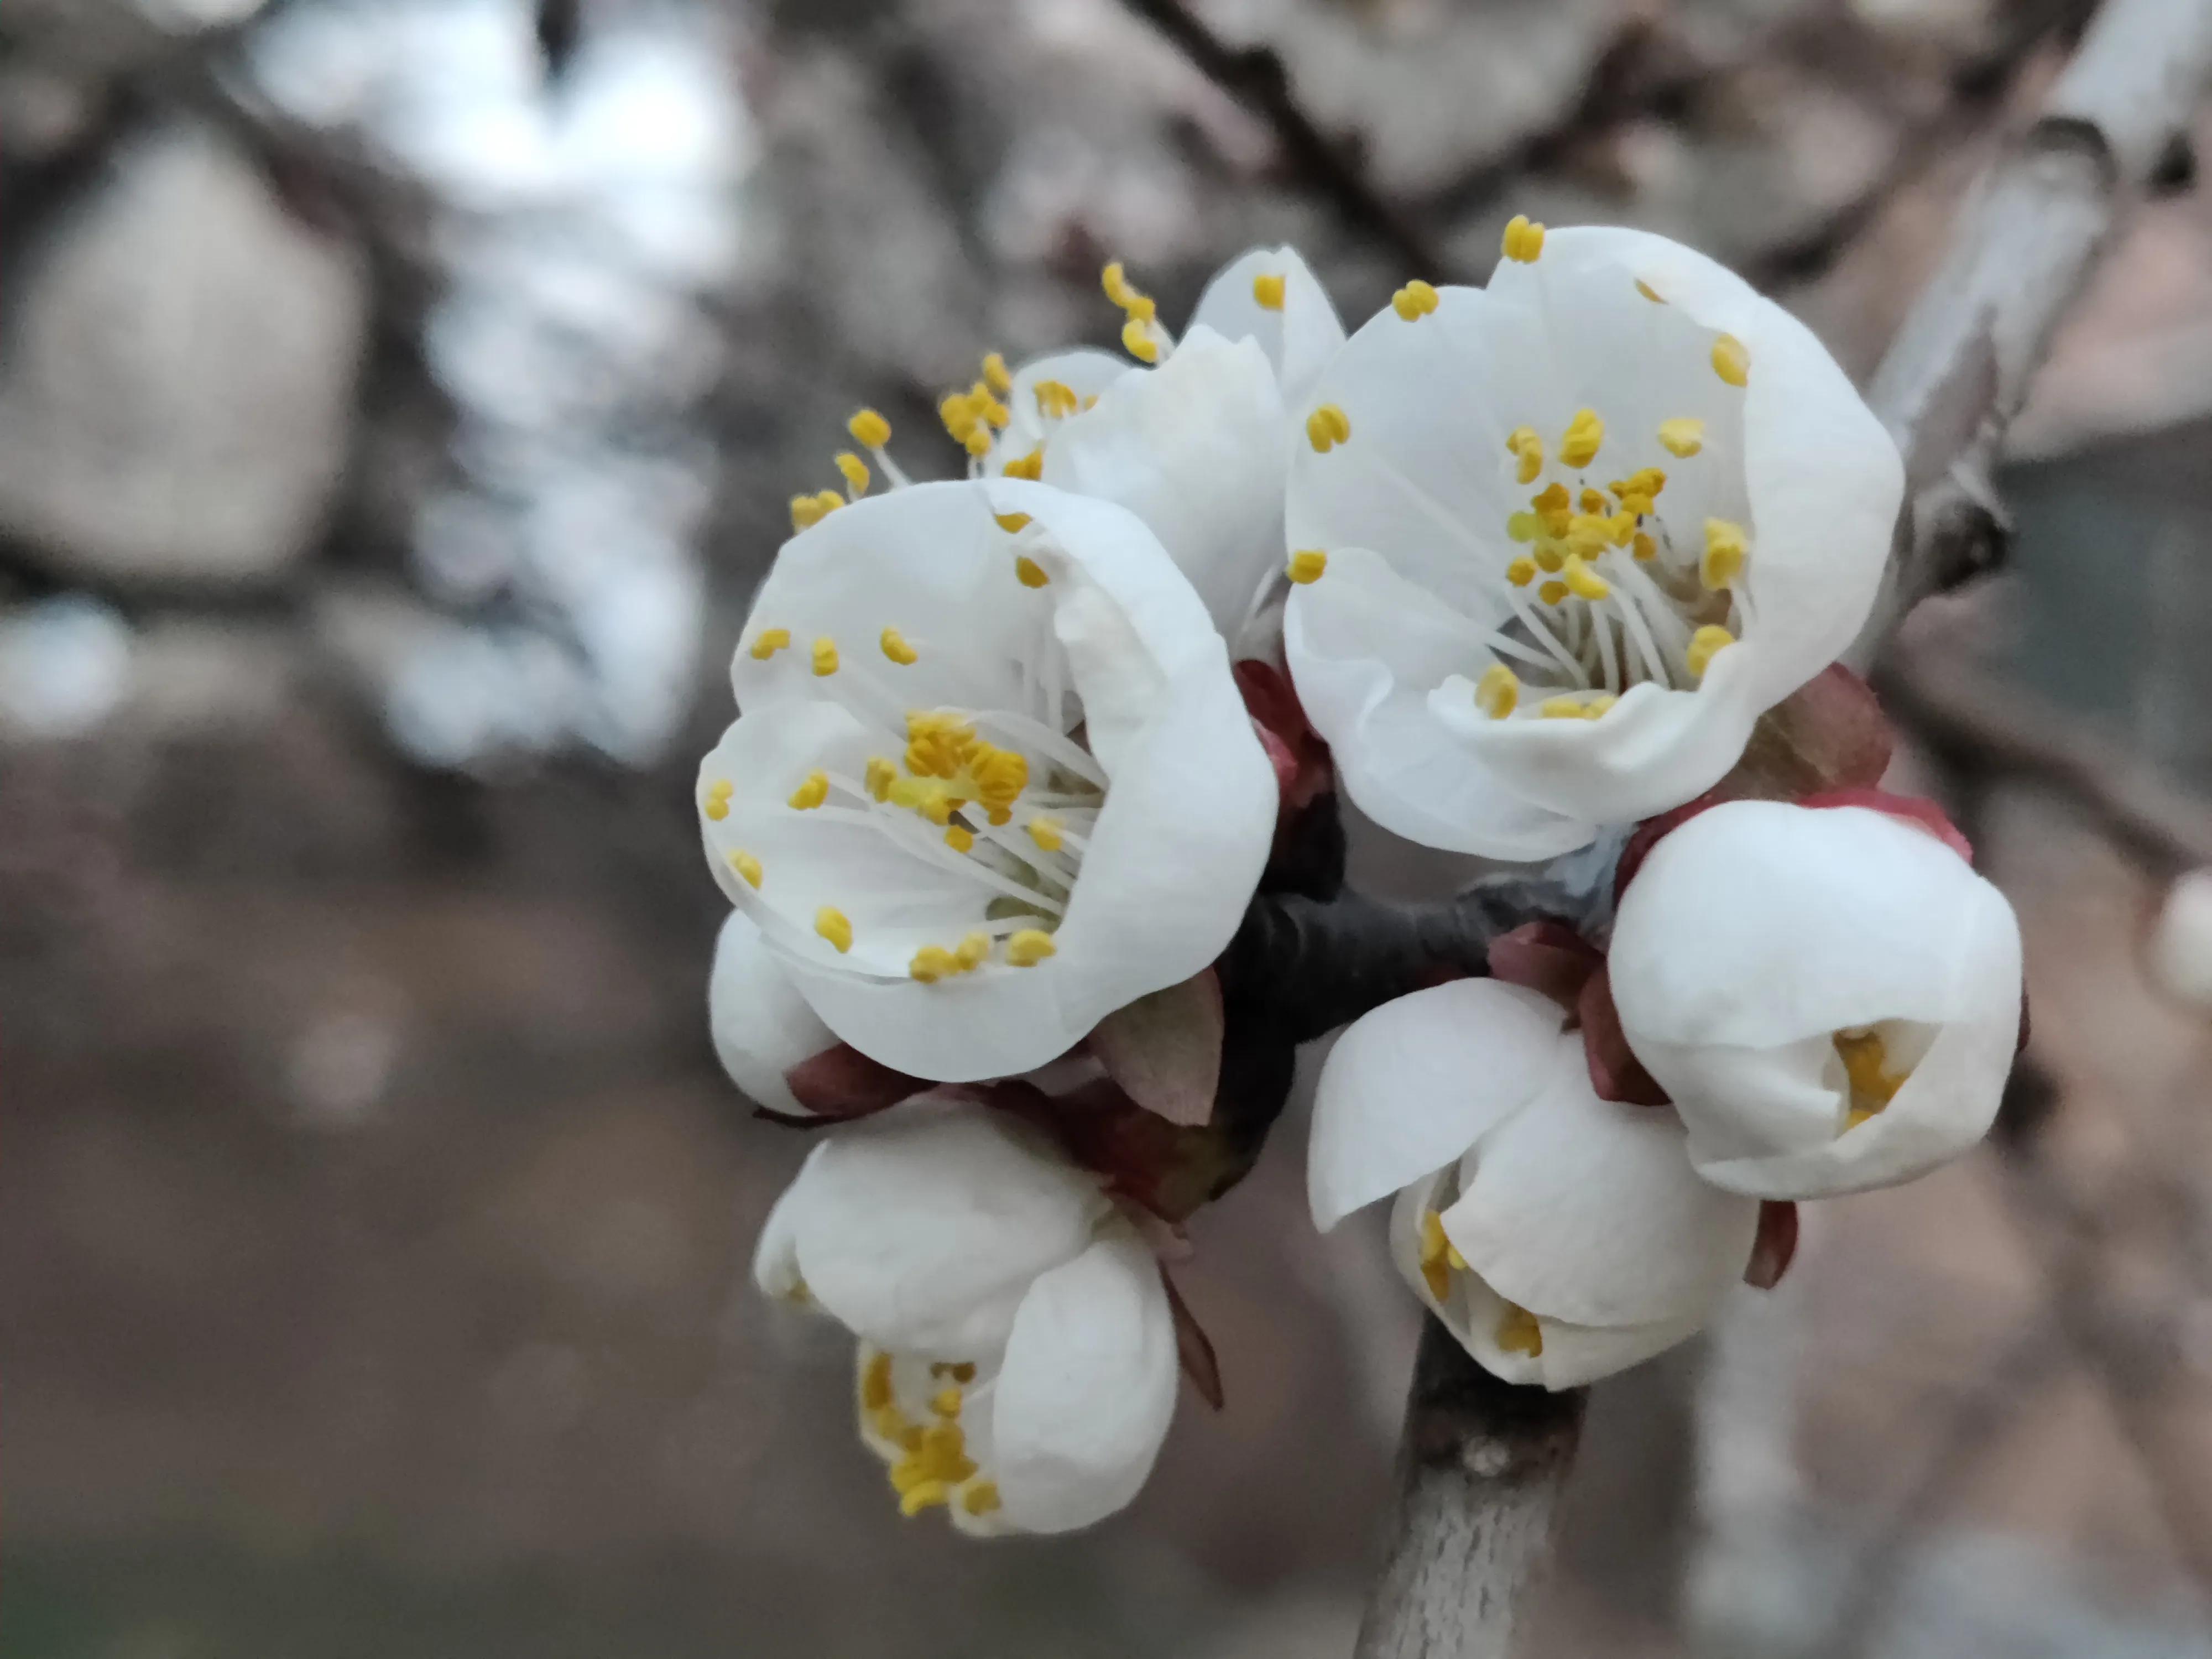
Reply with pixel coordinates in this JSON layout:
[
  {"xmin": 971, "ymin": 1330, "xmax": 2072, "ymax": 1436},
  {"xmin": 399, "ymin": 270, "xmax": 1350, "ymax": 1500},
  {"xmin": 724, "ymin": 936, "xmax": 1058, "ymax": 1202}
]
[
  {"xmin": 862, "ymin": 1350, "xmax": 1001, "ymax": 1521},
  {"xmin": 940, "ymin": 354, "xmax": 1016, "ymax": 460},
  {"xmin": 1102, "ymin": 261, "xmax": 1166, "ymax": 364},
  {"xmin": 1418, "ymin": 1209, "xmax": 1546, "ymax": 1357},
  {"xmin": 1833, "ymin": 1029, "xmax": 1907, "ymax": 1130}
]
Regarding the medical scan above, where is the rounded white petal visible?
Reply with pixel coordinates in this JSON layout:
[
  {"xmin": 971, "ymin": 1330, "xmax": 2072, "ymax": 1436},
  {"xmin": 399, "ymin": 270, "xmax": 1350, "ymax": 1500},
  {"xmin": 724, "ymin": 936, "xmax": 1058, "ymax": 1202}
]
[
  {"xmin": 1042, "ymin": 326, "xmax": 1287, "ymax": 639},
  {"xmin": 1440, "ymin": 1034, "xmax": 1760, "ymax": 1328},
  {"xmin": 709, "ymin": 909, "xmax": 834, "ymax": 1114},
  {"xmin": 1285, "ymin": 548, "xmax": 1595, "ymax": 858},
  {"xmin": 989, "ymin": 348, "xmax": 1134, "ymax": 475},
  {"xmin": 1308, "ymin": 979, "xmax": 1567, "ymax": 1231},
  {"xmin": 751, "ymin": 1155, "xmax": 816, "ymax": 1301},
  {"xmin": 1610, "ymin": 801, "xmax": 2024, "ymax": 1197},
  {"xmin": 2149, "ymin": 868, "xmax": 2212, "ymax": 1010},
  {"xmin": 1187, "ymin": 245, "xmax": 1346, "ymax": 407},
  {"xmin": 992, "ymin": 1224, "xmax": 1178, "ymax": 1534},
  {"xmin": 785, "ymin": 1098, "xmax": 1110, "ymax": 1358}
]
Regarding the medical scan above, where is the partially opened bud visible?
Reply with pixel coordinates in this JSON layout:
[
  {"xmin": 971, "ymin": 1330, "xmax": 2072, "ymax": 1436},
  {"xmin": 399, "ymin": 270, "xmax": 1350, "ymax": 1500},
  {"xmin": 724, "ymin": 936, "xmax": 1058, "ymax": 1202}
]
[
  {"xmin": 2148, "ymin": 868, "xmax": 2212, "ymax": 1011},
  {"xmin": 709, "ymin": 910, "xmax": 836, "ymax": 1117}
]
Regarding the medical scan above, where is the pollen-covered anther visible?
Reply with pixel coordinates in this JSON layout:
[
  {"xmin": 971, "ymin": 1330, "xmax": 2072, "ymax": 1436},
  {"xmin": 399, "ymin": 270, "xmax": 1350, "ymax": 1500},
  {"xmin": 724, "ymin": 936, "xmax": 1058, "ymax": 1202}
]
[
  {"xmin": 880, "ymin": 627, "xmax": 918, "ymax": 666},
  {"xmin": 1418, "ymin": 1209, "xmax": 1467, "ymax": 1301},
  {"xmin": 1121, "ymin": 316, "xmax": 1161, "ymax": 364},
  {"xmin": 1475, "ymin": 664, "xmax": 1519, "ymax": 719},
  {"xmin": 1392, "ymin": 280, "xmax": 1441, "ymax": 320},
  {"xmin": 1563, "ymin": 555, "xmax": 1610, "ymax": 601},
  {"xmin": 1712, "ymin": 333, "xmax": 1750, "ymax": 387},
  {"xmin": 1539, "ymin": 696, "xmax": 1588, "ymax": 719},
  {"xmin": 1034, "ymin": 378, "xmax": 1079, "ymax": 419},
  {"xmin": 816, "ymin": 907, "xmax": 853, "ymax": 954},
  {"xmin": 1834, "ymin": 1029, "xmax": 1906, "ymax": 1128},
  {"xmin": 1001, "ymin": 450, "xmax": 1043, "ymax": 482},
  {"xmin": 955, "ymin": 933, "xmax": 990, "ymax": 972},
  {"xmin": 790, "ymin": 489, "xmax": 844, "ymax": 531},
  {"xmin": 1015, "ymin": 555, "xmax": 1050, "ymax": 588},
  {"xmin": 945, "ymin": 825, "xmax": 975, "ymax": 853},
  {"xmin": 1307, "ymin": 404, "xmax": 1352, "ymax": 453},
  {"xmin": 1026, "ymin": 816, "xmax": 1063, "ymax": 852},
  {"xmin": 1632, "ymin": 531, "xmax": 1657, "ymax": 561},
  {"xmin": 789, "ymin": 770, "xmax": 830, "ymax": 811},
  {"xmin": 1559, "ymin": 408, "xmax": 1604, "ymax": 469},
  {"xmin": 1701, "ymin": 520, "xmax": 1749, "ymax": 589},
  {"xmin": 1252, "ymin": 272, "xmax": 1286, "ymax": 310},
  {"xmin": 848, "ymin": 408, "xmax": 893, "ymax": 449},
  {"xmin": 982, "ymin": 352, "xmax": 1012, "ymax": 397},
  {"xmin": 835, "ymin": 451, "xmax": 870, "ymax": 495},
  {"xmin": 1005, "ymin": 928, "xmax": 1057, "ymax": 967},
  {"xmin": 749, "ymin": 628, "xmax": 791, "ymax": 662},
  {"xmin": 1506, "ymin": 426, "xmax": 1543, "ymax": 485},
  {"xmin": 865, "ymin": 757, "xmax": 896, "ymax": 801},
  {"xmin": 729, "ymin": 848, "xmax": 763, "ymax": 888},
  {"xmin": 1539, "ymin": 579, "xmax": 1568, "ymax": 606},
  {"xmin": 1497, "ymin": 1303, "xmax": 1545, "ymax": 1356},
  {"xmin": 909, "ymin": 945, "xmax": 957, "ymax": 983},
  {"xmin": 1687, "ymin": 624, "xmax": 1736, "ymax": 681},
  {"xmin": 1506, "ymin": 556, "xmax": 1536, "ymax": 587},
  {"xmin": 1635, "ymin": 277, "xmax": 1664, "ymax": 303},
  {"xmin": 812, "ymin": 636, "xmax": 839, "ymax": 676},
  {"xmin": 1501, "ymin": 214, "xmax": 1545, "ymax": 263},
  {"xmin": 1287, "ymin": 549, "xmax": 1327, "ymax": 584},
  {"xmin": 1658, "ymin": 416, "xmax": 1705, "ymax": 458},
  {"xmin": 702, "ymin": 778, "xmax": 733, "ymax": 821}
]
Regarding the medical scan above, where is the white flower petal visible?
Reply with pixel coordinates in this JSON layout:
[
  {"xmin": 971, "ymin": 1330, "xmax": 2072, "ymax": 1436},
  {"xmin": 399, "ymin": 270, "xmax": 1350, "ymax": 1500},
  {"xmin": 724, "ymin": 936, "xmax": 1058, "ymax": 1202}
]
[
  {"xmin": 708, "ymin": 909, "xmax": 835, "ymax": 1114},
  {"xmin": 786, "ymin": 1099, "xmax": 1110, "ymax": 1358},
  {"xmin": 992, "ymin": 1224, "xmax": 1178, "ymax": 1534},
  {"xmin": 1042, "ymin": 327, "xmax": 1287, "ymax": 639},
  {"xmin": 1285, "ymin": 548, "xmax": 1594, "ymax": 858},
  {"xmin": 1188, "ymin": 245, "xmax": 1346, "ymax": 408},
  {"xmin": 1308, "ymin": 979, "xmax": 1568, "ymax": 1231},
  {"xmin": 990, "ymin": 348, "xmax": 1134, "ymax": 474},
  {"xmin": 751, "ymin": 1155, "xmax": 817, "ymax": 1301},
  {"xmin": 1441, "ymin": 1034, "xmax": 1759, "ymax": 1328}
]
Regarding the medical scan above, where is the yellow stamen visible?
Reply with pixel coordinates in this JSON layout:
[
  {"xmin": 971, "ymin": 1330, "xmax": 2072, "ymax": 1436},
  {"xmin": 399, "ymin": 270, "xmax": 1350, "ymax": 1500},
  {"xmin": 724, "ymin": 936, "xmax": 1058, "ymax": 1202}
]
[
  {"xmin": 1658, "ymin": 416, "xmax": 1705, "ymax": 458},
  {"xmin": 1533, "ymin": 546, "xmax": 1564, "ymax": 574},
  {"xmin": 1540, "ymin": 696, "xmax": 1588, "ymax": 719},
  {"xmin": 1287, "ymin": 548, "xmax": 1327, "ymax": 584},
  {"xmin": 878, "ymin": 626, "xmax": 919, "ymax": 666},
  {"xmin": 790, "ymin": 491, "xmax": 843, "ymax": 531},
  {"xmin": 909, "ymin": 945, "xmax": 957, "ymax": 983},
  {"xmin": 702, "ymin": 787, "xmax": 729, "ymax": 822},
  {"xmin": 1006, "ymin": 928, "xmax": 1056, "ymax": 967},
  {"xmin": 1391, "ymin": 279, "xmax": 1441, "ymax": 320},
  {"xmin": 955, "ymin": 933, "xmax": 990, "ymax": 971},
  {"xmin": 848, "ymin": 408, "xmax": 892, "ymax": 448},
  {"xmin": 1559, "ymin": 408, "xmax": 1604, "ymax": 469},
  {"xmin": 1506, "ymin": 426, "xmax": 1543, "ymax": 486},
  {"xmin": 748, "ymin": 627, "xmax": 791, "ymax": 660},
  {"xmin": 835, "ymin": 451, "xmax": 870, "ymax": 494},
  {"xmin": 865, "ymin": 757, "xmax": 896, "ymax": 801},
  {"xmin": 1584, "ymin": 693, "xmax": 1617, "ymax": 718},
  {"xmin": 1497, "ymin": 1303, "xmax": 1545, "ymax": 1356},
  {"xmin": 1632, "ymin": 531, "xmax": 1657, "ymax": 561},
  {"xmin": 945, "ymin": 825, "xmax": 975, "ymax": 853},
  {"xmin": 993, "ymin": 511, "xmax": 1031, "ymax": 533},
  {"xmin": 1687, "ymin": 624, "xmax": 1736, "ymax": 681},
  {"xmin": 1034, "ymin": 379, "xmax": 1078, "ymax": 419},
  {"xmin": 1501, "ymin": 214, "xmax": 1545, "ymax": 263},
  {"xmin": 981, "ymin": 352, "xmax": 1011, "ymax": 396},
  {"xmin": 1563, "ymin": 555, "xmax": 1610, "ymax": 602},
  {"xmin": 1252, "ymin": 272, "xmax": 1286, "ymax": 310},
  {"xmin": 1001, "ymin": 448, "xmax": 1043, "ymax": 481},
  {"xmin": 812, "ymin": 636, "xmax": 839, "ymax": 676},
  {"xmin": 1506, "ymin": 510, "xmax": 1540, "ymax": 542},
  {"xmin": 1701, "ymin": 519, "xmax": 1748, "ymax": 589},
  {"xmin": 1015, "ymin": 555, "xmax": 1050, "ymax": 588},
  {"xmin": 1306, "ymin": 403, "xmax": 1352, "ymax": 453},
  {"xmin": 899, "ymin": 1480, "xmax": 950, "ymax": 1517},
  {"xmin": 788, "ymin": 770, "xmax": 830, "ymax": 810},
  {"xmin": 1834, "ymin": 1029, "xmax": 1906, "ymax": 1130},
  {"xmin": 730, "ymin": 849, "xmax": 763, "ymax": 889},
  {"xmin": 1102, "ymin": 260, "xmax": 1134, "ymax": 306},
  {"xmin": 1026, "ymin": 816, "xmax": 1063, "ymax": 853},
  {"xmin": 1635, "ymin": 278, "xmax": 1664, "ymax": 303},
  {"xmin": 815, "ymin": 907, "xmax": 853, "ymax": 953},
  {"xmin": 932, "ymin": 1386, "xmax": 963, "ymax": 1418},
  {"xmin": 1505, "ymin": 556, "xmax": 1536, "ymax": 587},
  {"xmin": 961, "ymin": 1480, "xmax": 1001, "ymax": 1516},
  {"xmin": 1475, "ymin": 664, "xmax": 1519, "ymax": 719},
  {"xmin": 963, "ymin": 426, "xmax": 994, "ymax": 458},
  {"xmin": 1538, "ymin": 579, "xmax": 1568, "ymax": 606},
  {"xmin": 863, "ymin": 1350, "xmax": 894, "ymax": 1411},
  {"xmin": 1712, "ymin": 333, "xmax": 1750, "ymax": 387},
  {"xmin": 1121, "ymin": 316, "xmax": 1160, "ymax": 363}
]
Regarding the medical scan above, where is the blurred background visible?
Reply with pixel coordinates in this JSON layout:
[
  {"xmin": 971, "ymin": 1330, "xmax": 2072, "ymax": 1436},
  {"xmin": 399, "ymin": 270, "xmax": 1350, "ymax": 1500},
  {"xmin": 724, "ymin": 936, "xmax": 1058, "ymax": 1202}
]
[{"xmin": 7, "ymin": 0, "xmax": 2212, "ymax": 1655}]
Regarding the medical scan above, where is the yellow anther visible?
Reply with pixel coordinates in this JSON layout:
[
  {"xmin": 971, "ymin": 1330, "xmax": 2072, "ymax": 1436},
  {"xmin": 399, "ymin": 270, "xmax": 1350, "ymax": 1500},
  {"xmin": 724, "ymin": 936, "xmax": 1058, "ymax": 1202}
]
[
  {"xmin": 1533, "ymin": 545, "xmax": 1564, "ymax": 574},
  {"xmin": 986, "ymin": 805, "xmax": 1011, "ymax": 827},
  {"xmin": 982, "ymin": 352, "xmax": 1012, "ymax": 396},
  {"xmin": 1539, "ymin": 579, "xmax": 1568, "ymax": 606},
  {"xmin": 730, "ymin": 848, "xmax": 763, "ymax": 889},
  {"xmin": 1102, "ymin": 260, "xmax": 1133, "ymax": 306},
  {"xmin": 1501, "ymin": 214, "xmax": 1545, "ymax": 263},
  {"xmin": 1565, "ymin": 514, "xmax": 1611, "ymax": 555},
  {"xmin": 945, "ymin": 825, "xmax": 975, "ymax": 853},
  {"xmin": 1505, "ymin": 510, "xmax": 1540, "ymax": 543},
  {"xmin": 969, "ymin": 744, "xmax": 1028, "ymax": 809},
  {"xmin": 1712, "ymin": 333, "xmax": 1750, "ymax": 387},
  {"xmin": 1687, "ymin": 624, "xmax": 1736, "ymax": 681},
  {"xmin": 1632, "ymin": 531, "xmax": 1657, "ymax": 561},
  {"xmin": 848, "ymin": 408, "xmax": 893, "ymax": 448},
  {"xmin": 1623, "ymin": 467, "xmax": 1667, "ymax": 498},
  {"xmin": 910, "ymin": 945, "xmax": 958, "ymax": 983},
  {"xmin": 1579, "ymin": 488, "xmax": 1609, "ymax": 516},
  {"xmin": 940, "ymin": 390, "xmax": 979, "ymax": 440},
  {"xmin": 1026, "ymin": 816, "xmax": 1064, "ymax": 853},
  {"xmin": 1559, "ymin": 408, "xmax": 1604, "ymax": 469},
  {"xmin": 1584, "ymin": 693, "xmax": 1617, "ymax": 719},
  {"xmin": 1475, "ymin": 664, "xmax": 1519, "ymax": 720},
  {"xmin": 748, "ymin": 626, "xmax": 791, "ymax": 660},
  {"xmin": 899, "ymin": 1480, "xmax": 950, "ymax": 1517},
  {"xmin": 1505, "ymin": 556, "xmax": 1536, "ymax": 587},
  {"xmin": 961, "ymin": 1480, "xmax": 1001, "ymax": 1516},
  {"xmin": 1658, "ymin": 416, "xmax": 1705, "ymax": 458},
  {"xmin": 993, "ymin": 512, "xmax": 1032, "ymax": 534},
  {"xmin": 932, "ymin": 1386, "xmax": 963, "ymax": 1418},
  {"xmin": 963, "ymin": 425, "xmax": 994, "ymax": 458},
  {"xmin": 1506, "ymin": 426, "xmax": 1543, "ymax": 486},
  {"xmin": 1701, "ymin": 519, "xmax": 1748, "ymax": 589},
  {"xmin": 1306, "ymin": 404, "xmax": 1352, "ymax": 453},
  {"xmin": 788, "ymin": 770, "xmax": 830, "ymax": 811},
  {"xmin": 1497, "ymin": 1303, "xmax": 1545, "ymax": 1357},
  {"xmin": 877, "ymin": 627, "xmax": 919, "ymax": 667},
  {"xmin": 1287, "ymin": 548, "xmax": 1328, "ymax": 584},
  {"xmin": 1563, "ymin": 555, "xmax": 1610, "ymax": 601},
  {"xmin": 1417, "ymin": 1210, "xmax": 1457, "ymax": 1301},
  {"xmin": 1618, "ymin": 492, "xmax": 1653, "ymax": 517},
  {"xmin": 1531, "ymin": 481, "xmax": 1570, "ymax": 514},
  {"xmin": 1540, "ymin": 696, "xmax": 1587, "ymax": 718},
  {"xmin": 863, "ymin": 1350, "xmax": 894, "ymax": 1411},
  {"xmin": 790, "ymin": 491, "xmax": 842, "ymax": 531},
  {"xmin": 1252, "ymin": 272, "xmax": 1286, "ymax": 310},
  {"xmin": 1635, "ymin": 278, "xmax": 1664, "ymax": 303},
  {"xmin": 835, "ymin": 451, "xmax": 870, "ymax": 494},
  {"xmin": 1034, "ymin": 379, "xmax": 1078, "ymax": 419},
  {"xmin": 1121, "ymin": 316, "xmax": 1160, "ymax": 363},
  {"xmin": 1006, "ymin": 928, "xmax": 1057, "ymax": 967},
  {"xmin": 1001, "ymin": 449, "xmax": 1043, "ymax": 481},
  {"xmin": 865, "ymin": 757, "xmax": 896, "ymax": 801},
  {"xmin": 812, "ymin": 635, "xmax": 839, "ymax": 676},
  {"xmin": 1015, "ymin": 555, "xmax": 1050, "ymax": 588},
  {"xmin": 955, "ymin": 932, "xmax": 990, "ymax": 971},
  {"xmin": 702, "ymin": 791, "xmax": 729, "ymax": 822},
  {"xmin": 1391, "ymin": 279, "xmax": 1441, "ymax": 320},
  {"xmin": 1607, "ymin": 510, "xmax": 1637, "ymax": 545},
  {"xmin": 815, "ymin": 907, "xmax": 853, "ymax": 953},
  {"xmin": 1834, "ymin": 1029, "xmax": 1905, "ymax": 1129}
]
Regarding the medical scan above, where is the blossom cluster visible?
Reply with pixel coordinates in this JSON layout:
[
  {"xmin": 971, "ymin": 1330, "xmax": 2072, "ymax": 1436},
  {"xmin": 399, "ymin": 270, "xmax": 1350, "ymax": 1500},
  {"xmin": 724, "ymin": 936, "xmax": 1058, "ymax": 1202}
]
[{"xmin": 701, "ymin": 223, "xmax": 2025, "ymax": 1533}]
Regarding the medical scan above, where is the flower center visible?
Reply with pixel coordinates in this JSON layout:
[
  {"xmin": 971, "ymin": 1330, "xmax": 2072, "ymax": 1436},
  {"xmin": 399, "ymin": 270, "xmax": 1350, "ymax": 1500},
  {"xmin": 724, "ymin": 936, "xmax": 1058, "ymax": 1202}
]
[
  {"xmin": 1832, "ymin": 1027, "xmax": 1910, "ymax": 1131},
  {"xmin": 1418, "ymin": 1208, "xmax": 1544, "ymax": 1358},
  {"xmin": 859, "ymin": 1346, "xmax": 1004, "ymax": 1523}
]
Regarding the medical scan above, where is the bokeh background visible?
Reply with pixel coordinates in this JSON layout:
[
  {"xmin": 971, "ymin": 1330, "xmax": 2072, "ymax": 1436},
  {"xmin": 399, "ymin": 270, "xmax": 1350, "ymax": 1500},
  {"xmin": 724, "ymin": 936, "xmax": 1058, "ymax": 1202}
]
[{"xmin": 8, "ymin": 1, "xmax": 2212, "ymax": 1655}]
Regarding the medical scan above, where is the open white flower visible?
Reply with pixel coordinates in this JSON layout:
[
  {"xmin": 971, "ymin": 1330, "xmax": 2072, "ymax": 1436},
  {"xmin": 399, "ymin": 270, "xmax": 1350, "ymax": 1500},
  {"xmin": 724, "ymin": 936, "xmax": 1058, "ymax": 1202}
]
[
  {"xmin": 1609, "ymin": 800, "xmax": 2023, "ymax": 1198},
  {"xmin": 1284, "ymin": 222, "xmax": 1903, "ymax": 857},
  {"xmin": 1308, "ymin": 978, "xmax": 1759, "ymax": 1387},
  {"xmin": 698, "ymin": 477, "xmax": 1276, "ymax": 1082},
  {"xmin": 755, "ymin": 1097, "xmax": 1179, "ymax": 1536},
  {"xmin": 946, "ymin": 248, "xmax": 1343, "ymax": 649},
  {"xmin": 709, "ymin": 909, "xmax": 836, "ymax": 1115}
]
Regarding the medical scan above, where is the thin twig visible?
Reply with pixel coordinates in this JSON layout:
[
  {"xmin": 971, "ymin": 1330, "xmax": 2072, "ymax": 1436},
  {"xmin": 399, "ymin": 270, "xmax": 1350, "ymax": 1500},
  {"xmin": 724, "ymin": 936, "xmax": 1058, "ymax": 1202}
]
[{"xmin": 1113, "ymin": 0, "xmax": 1449, "ymax": 278}]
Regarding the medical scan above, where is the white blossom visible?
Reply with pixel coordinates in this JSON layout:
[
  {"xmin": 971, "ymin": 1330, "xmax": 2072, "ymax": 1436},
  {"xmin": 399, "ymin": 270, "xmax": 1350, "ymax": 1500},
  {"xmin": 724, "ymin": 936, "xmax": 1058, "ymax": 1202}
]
[
  {"xmin": 1308, "ymin": 979, "xmax": 1758, "ymax": 1387},
  {"xmin": 754, "ymin": 1098, "xmax": 1179, "ymax": 1535},
  {"xmin": 1609, "ymin": 800, "xmax": 2023, "ymax": 1199},
  {"xmin": 698, "ymin": 478, "xmax": 1276, "ymax": 1082},
  {"xmin": 1283, "ymin": 223, "xmax": 1903, "ymax": 857}
]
